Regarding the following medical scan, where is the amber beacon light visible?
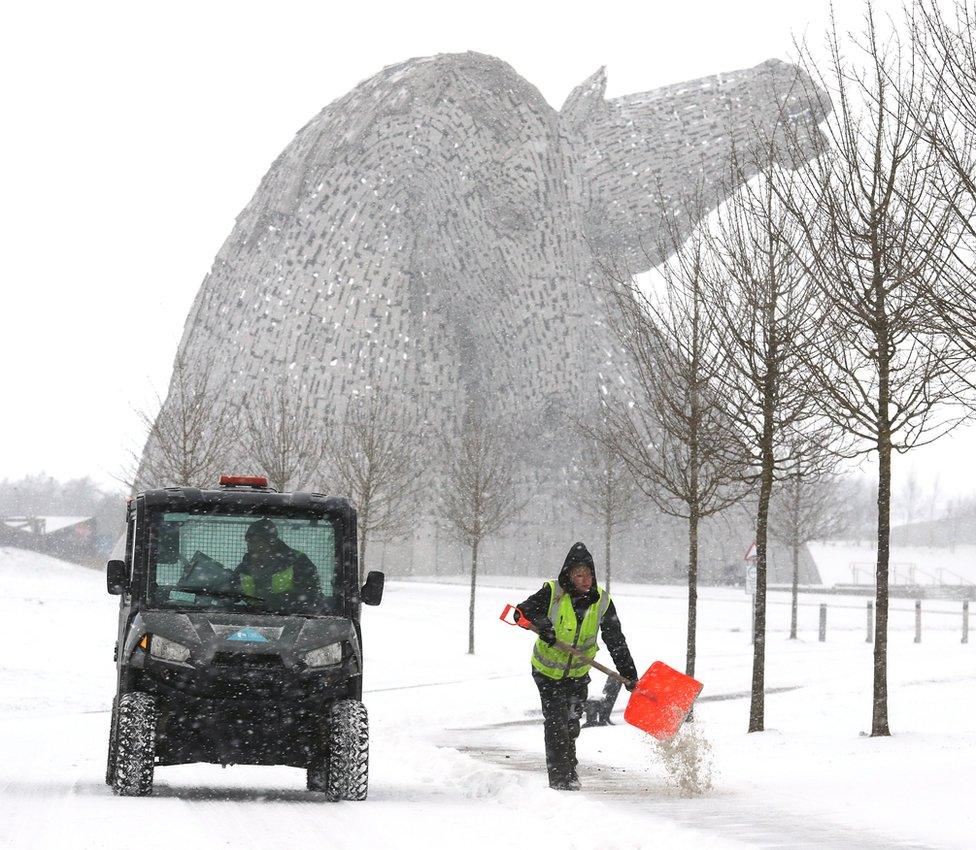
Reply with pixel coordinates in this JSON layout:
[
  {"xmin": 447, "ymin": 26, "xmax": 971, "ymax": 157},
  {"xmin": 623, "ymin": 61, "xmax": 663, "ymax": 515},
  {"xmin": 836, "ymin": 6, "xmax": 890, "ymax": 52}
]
[{"xmin": 218, "ymin": 474, "xmax": 269, "ymax": 488}]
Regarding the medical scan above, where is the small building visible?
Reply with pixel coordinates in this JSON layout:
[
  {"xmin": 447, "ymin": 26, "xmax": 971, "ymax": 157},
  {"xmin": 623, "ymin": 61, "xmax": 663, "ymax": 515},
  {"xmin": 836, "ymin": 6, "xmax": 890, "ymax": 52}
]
[
  {"xmin": 0, "ymin": 515, "xmax": 99, "ymax": 564},
  {"xmin": 806, "ymin": 540, "xmax": 976, "ymax": 599},
  {"xmin": 739, "ymin": 541, "xmax": 821, "ymax": 587}
]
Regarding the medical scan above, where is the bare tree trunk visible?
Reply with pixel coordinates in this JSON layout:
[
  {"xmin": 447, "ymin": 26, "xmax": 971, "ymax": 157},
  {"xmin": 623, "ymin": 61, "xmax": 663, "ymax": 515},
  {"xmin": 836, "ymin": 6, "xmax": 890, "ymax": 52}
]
[
  {"xmin": 874, "ymin": 355, "xmax": 892, "ymax": 736},
  {"xmin": 686, "ymin": 511, "xmax": 699, "ymax": 680},
  {"xmin": 686, "ymin": 347, "xmax": 701, "ymax": 688},
  {"xmin": 749, "ymin": 401, "xmax": 775, "ymax": 733},
  {"xmin": 748, "ymin": 270, "xmax": 779, "ymax": 733},
  {"xmin": 790, "ymin": 538, "xmax": 800, "ymax": 640},
  {"xmin": 790, "ymin": 482, "xmax": 800, "ymax": 640},
  {"xmin": 604, "ymin": 512, "xmax": 612, "ymax": 596},
  {"xmin": 683, "ymin": 510, "xmax": 700, "ymax": 723},
  {"xmin": 468, "ymin": 536, "xmax": 480, "ymax": 655}
]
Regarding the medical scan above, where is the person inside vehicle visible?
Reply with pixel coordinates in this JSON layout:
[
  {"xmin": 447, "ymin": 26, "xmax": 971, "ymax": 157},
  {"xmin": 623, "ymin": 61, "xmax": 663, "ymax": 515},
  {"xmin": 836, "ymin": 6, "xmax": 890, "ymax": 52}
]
[
  {"xmin": 514, "ymin": 541, "xmax": 638, "ymax": 791},
  {"xmin": 233, "ymin": 518, "xmax": 324, "ymax": 608}
]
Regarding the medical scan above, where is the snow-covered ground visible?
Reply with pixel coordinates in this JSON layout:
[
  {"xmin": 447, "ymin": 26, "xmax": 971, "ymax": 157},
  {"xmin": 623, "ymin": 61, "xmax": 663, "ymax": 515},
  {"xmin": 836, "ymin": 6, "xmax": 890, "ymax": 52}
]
[{"xmin": 1, "ymin": 546, "xmax": 972, "ymax": 849}]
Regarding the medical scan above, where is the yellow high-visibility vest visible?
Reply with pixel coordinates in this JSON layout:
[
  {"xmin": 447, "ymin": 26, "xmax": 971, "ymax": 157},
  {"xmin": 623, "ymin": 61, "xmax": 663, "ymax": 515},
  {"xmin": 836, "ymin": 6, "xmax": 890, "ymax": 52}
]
[
  {"xmin": 531, "ymin": 580, "xmax": 610, "ymax": 679},
  {"xmin": 241, "ymin": 566, "xmax": 294, "ymax": 597}
]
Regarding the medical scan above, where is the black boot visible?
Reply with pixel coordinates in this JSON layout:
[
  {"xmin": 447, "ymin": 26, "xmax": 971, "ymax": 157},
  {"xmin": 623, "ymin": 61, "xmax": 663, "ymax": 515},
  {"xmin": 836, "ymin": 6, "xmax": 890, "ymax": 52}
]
[{"xmin": 550, "ymin": 766, "xmax": 581, "ymax": 791}]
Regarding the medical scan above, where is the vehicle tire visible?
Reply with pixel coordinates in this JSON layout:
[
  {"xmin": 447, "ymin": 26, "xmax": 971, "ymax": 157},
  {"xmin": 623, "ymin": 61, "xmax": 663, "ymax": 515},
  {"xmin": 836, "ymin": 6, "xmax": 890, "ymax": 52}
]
[
  {"xmin": 105, "ymin": 695, "xmax": 119, "ymax": 786},
  {"xmin": 112, "ymin": 692, "xmax": 157, "ymax": 797},
  {"xmin": 325, "ymin": 699, "xmax": 368, "ymax": 801}
]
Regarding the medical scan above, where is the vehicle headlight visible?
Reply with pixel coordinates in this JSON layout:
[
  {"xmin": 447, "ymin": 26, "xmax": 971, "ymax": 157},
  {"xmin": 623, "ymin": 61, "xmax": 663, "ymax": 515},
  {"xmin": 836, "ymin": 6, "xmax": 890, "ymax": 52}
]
[
  {"xmin": 304, "ymin": 643, "xmax": 342, "ymax": 668},
  {"xmin": 150, "ymin": 635, "xmax": 191, "ymax": 664}
]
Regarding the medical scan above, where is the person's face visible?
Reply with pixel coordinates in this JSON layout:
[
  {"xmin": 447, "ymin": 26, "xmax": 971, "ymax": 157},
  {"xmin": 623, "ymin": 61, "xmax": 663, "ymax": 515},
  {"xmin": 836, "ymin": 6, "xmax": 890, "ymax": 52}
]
[
  {"xmin": 247, "ymin": 535, "xmax": 274, "ymax": 558},
  {"xmin": 568, "ymin": 564, "xmax": 593, "ymax": 593}
]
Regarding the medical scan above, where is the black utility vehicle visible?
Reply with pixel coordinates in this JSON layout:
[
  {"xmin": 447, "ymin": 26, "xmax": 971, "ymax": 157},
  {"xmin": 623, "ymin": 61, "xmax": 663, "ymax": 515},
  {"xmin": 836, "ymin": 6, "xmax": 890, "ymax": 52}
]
[{"xmin": 104, "ymin": 475, "xmax": 384, "ymax": 799}]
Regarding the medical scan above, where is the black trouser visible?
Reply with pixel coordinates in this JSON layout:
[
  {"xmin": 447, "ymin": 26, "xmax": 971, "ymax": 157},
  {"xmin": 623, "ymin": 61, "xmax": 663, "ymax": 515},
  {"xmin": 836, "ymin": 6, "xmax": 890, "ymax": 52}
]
[{"xmin": 532, "ymin": 670, "xmax": 588, "ymax": 785}]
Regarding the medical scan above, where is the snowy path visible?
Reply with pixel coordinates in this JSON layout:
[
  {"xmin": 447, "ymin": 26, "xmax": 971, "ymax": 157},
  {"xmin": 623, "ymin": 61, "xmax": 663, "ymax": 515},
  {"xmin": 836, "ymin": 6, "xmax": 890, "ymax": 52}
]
[{"xmin": 449, "ymin": 728, "xmax": 938, "ymax": 850}]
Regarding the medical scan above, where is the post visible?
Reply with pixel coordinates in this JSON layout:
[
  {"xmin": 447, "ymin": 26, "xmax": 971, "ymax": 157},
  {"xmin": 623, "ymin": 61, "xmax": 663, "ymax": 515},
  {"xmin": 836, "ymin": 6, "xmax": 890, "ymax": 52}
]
[
  {"xmin": 914, "ymin": 599, "xmax": 922, "ymax": 644},
  {"xmin": 866, "ymin": 600, "xmax": 874, "ymax": 643},
  {"xmin": 963, "ymin": 600, "xmax": 969, "ymax": 645},
  {"xmin": 818, "ymin": 604, "xmax": 826, "ymax": 642}
]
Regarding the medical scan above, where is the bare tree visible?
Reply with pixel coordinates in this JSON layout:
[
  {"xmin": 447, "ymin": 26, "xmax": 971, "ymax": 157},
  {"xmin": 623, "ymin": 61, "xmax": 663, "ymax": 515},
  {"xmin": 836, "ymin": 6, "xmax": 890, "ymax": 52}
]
[
  {"xmin": 597, "ymin": 189, "xmax": 749, "ymax": 690},
  {"xmin": 127, "ymin": 355, "xmax": 240, "ymax": 490},
  {"xmin": 784, "ymin": 5, "xmax": 968, "ymax": 735},
  {"xmin": 704, "ymin": 138, "xmax": 828, "ymax": 732},
  {"xmin": 570, "ymin": 413, "xmax": 642, "ymax": 595},
  {"xmin": 324, "ymin": 392, "xmax": 422, "ymax": 584},
  {"xmin": 240, "ymin": 378, "xmax": 325, "ymax": 492},
  {"xmin": 439, "ymin": 410, "xmax": 523, "ymax": 655},
  {"xmin": 769, "ymin": 459, "xmax": 847, "ymax": 639}
]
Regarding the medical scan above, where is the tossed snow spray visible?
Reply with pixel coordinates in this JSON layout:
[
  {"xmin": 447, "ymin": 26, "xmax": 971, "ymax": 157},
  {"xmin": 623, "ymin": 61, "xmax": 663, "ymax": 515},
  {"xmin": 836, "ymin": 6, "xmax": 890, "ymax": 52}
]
[{"xmin": 648, "ymin": 718, "xmax": 714, "ymax": 796}]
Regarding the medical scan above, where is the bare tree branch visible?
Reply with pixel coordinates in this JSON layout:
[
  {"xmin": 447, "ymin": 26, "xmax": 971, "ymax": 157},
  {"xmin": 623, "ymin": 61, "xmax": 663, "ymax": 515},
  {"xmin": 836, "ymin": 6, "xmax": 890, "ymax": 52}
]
[
  {"xmin": 911, "ymin": 1, "xmax": 976, "ymax": 389},
  {"xmin": 439, "ymin": 409, "xmax": 524, "ymax": 655},
  {"xmin": 569, "ymin": 413, "xmax": 642, "ymax": 595},
  {"xmin": 126, "ymin": 355, "xmax": 240, "ymax": 491},
  {"xmin": 324, "ymin": 391, "xmax": 423, "ymax": 585},
  {"xmin": 769, "ymin": 447, "xmax": 848, "ymax": 639},
  {"xmin": 240, "ymin": 377, "xmax": 325, "ymax": 492}
]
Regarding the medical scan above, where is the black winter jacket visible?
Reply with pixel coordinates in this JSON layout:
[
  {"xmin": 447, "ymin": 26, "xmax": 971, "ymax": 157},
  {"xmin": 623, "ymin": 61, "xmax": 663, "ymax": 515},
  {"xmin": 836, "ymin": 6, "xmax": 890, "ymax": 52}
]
[
  {"xmin": 516, "ymin": 542, "xmax": 639, "ymax": 683},
  {"xmin": 233, "ymin": 540, "xmax": 325, "ymax": 607}
]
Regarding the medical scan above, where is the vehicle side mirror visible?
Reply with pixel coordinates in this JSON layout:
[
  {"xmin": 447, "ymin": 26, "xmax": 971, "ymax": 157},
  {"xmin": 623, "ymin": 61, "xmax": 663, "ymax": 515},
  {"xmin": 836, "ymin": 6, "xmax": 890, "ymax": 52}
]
[
  {"xmin": 361, "ymin": 571, "xmax": 384, "ymax": 606},
  {"xmin": 106, "ymin": 559, "xmax": 128, "ymax": 595}
]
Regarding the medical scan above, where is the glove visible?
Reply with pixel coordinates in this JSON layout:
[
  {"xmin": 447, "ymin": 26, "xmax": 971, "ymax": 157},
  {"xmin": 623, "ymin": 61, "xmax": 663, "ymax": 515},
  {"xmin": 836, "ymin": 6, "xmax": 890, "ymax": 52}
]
[{"xmin": 624, "ymin": 679, "xmax": 637, "ymax": 692}]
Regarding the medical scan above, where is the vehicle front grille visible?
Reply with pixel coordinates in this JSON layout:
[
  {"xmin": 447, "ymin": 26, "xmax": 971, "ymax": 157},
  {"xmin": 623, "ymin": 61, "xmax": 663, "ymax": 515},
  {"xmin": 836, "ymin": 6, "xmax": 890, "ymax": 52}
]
[{"xmin": 212, "ymin": 652, "xmax": 284, "ymax": 669}]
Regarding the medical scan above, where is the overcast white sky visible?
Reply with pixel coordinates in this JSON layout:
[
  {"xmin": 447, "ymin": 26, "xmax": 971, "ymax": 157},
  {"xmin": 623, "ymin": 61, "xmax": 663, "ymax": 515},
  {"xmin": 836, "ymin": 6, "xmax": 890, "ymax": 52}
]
[{"xmin": 1, "ymin": 0, "xmax": 970, "ymax": 502}]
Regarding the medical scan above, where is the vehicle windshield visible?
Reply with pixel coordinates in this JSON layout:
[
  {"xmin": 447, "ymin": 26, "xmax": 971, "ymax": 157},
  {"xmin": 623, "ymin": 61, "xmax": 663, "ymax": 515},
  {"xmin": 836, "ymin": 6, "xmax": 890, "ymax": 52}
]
[{"xmin": 147, "ymin": 509, "xmax": 340, "ymax": 615}]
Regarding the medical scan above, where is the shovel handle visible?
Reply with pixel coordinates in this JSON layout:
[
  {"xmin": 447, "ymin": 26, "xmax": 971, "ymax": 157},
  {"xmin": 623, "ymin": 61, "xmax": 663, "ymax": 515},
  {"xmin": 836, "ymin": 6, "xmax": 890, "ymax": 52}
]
[
  {"xmin": 498, "ymin": 603, "xmax": 633, "ymax": 687},
  {"xmin": 499, "ymin": 604, "xmax": 534, "ymax": 629}
]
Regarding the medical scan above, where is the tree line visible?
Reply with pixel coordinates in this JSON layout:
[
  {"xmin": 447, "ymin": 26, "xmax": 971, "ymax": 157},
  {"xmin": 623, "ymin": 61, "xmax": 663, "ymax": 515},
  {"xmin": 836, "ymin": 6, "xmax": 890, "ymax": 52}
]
[
  {"xmin": 0, "ymin": 474, "xmax": 123, "ymax": 552},
  {"xmin": 594, "ymin": 0, "xmax": 976, "ymax": 737}
]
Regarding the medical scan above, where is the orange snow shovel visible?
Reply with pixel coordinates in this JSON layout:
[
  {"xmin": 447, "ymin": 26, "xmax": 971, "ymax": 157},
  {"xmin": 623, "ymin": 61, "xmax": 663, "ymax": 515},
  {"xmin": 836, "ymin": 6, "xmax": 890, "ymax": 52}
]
[{"xmin": 499, "ymin": 604, "xmax": 703, "ymax": 741}]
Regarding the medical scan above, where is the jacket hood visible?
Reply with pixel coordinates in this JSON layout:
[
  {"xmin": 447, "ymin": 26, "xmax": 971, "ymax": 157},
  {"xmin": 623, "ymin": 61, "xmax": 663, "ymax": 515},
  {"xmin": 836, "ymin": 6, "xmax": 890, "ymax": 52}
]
[{"xmin": 558, "ymin": 541, "xmax": 598, "ymax": 602}]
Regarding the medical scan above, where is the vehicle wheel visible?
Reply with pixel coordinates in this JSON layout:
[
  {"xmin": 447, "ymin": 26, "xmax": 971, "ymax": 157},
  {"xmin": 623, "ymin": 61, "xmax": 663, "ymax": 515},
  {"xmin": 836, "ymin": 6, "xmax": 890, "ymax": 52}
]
[
  {"xmin": 105, "ymin": 695, "xmax": 119, "ymax": 786},
  {"xmin": 325, "ymin": 699, "xmax": 368, "ymax": 801},
  {"xmin": 112, "ymin": 692, "xmax": 157, "ymax": 797}
]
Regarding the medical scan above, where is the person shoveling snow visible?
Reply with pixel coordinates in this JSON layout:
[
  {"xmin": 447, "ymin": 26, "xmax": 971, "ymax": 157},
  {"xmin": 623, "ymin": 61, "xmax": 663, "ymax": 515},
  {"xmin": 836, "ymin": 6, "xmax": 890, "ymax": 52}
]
[
  {"xmin": 501, "ymin": 543, "xmax": 704, "ymax": 792},
  {"xmin": 510, "ymin": 542, "xmax": 639, "ymax": 791}
]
